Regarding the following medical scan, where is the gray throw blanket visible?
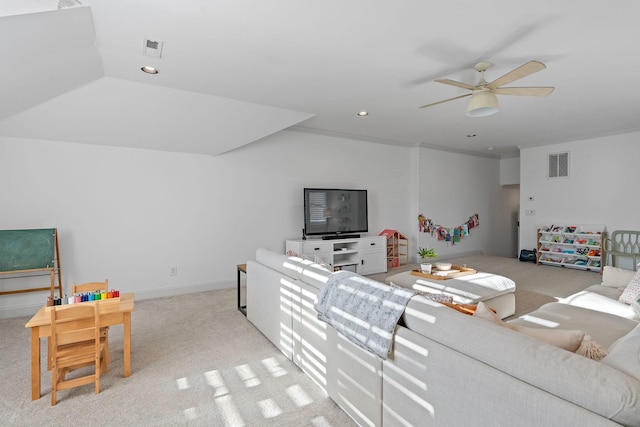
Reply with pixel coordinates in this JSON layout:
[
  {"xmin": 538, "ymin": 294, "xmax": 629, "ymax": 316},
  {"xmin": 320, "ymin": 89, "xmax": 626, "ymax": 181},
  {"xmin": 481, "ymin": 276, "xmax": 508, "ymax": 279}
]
[{"xmin": 314, "ymin": 270, "xmax": 417, "ymax": 359}]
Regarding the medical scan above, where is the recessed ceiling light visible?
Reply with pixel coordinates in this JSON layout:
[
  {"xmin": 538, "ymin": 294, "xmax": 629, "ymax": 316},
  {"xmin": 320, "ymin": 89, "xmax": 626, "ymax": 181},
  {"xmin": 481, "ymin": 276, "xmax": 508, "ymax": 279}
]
[
  {"xmin": 357, "ymin": 111, "xmax": 369, "ymax": 117},
  {"xmin": 141, "ymin": 66, "xmax": 158, "ymax": 74}
]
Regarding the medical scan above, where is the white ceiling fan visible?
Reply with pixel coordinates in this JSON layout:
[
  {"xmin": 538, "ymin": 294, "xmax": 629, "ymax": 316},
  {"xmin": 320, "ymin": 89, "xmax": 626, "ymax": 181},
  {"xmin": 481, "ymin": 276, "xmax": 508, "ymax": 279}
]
[{"xmin": 419, "ymin": 60, "xmax": 554, "ymax": 117}]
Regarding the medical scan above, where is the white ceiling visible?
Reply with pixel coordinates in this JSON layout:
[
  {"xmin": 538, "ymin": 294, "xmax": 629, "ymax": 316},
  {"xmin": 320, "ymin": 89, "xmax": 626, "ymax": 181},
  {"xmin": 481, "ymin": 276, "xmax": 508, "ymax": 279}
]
[{"xmin": 2, "ymin": 1, "xmax": 640, "ymax": 158}]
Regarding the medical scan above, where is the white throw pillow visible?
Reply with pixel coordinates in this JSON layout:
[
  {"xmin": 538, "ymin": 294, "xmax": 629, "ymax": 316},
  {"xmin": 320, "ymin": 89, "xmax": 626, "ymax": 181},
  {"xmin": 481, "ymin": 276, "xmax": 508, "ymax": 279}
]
[
  {"xmin": 602, "ymin": 324, "xmax": 640, "ymax": 380},
  {"xmin": 618, "ymin": 269, "xmax": 640, "ymax": 304}
]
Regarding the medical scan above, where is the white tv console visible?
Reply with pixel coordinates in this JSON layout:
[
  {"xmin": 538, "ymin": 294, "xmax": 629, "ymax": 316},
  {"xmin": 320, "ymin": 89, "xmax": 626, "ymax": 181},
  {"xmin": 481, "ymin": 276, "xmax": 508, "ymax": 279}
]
[{"xmin": 285, "ymin": 236, "xmax": 387, "ymax": 275}]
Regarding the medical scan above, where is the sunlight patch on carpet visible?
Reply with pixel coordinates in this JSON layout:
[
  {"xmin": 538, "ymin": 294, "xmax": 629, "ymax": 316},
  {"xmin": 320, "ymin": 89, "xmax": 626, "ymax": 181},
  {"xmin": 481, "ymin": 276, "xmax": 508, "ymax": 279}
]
[
  {"xmin": 236, "ymin": 363, "xmax": 261, "ymax": 387},
  {"xmin": 258, "ymin": 398, "xmax": 283, "ymax": 418},
  {"xmin": 204, "ymin": 369, "xmax": 229, "ymax": 397},
  {"xmin": 287, "ymin": 384, "xmax": 313, "ymax": 407},
  {"xmin": 262, "ymin": 357, "xmax": 288, "ymax": 377}
]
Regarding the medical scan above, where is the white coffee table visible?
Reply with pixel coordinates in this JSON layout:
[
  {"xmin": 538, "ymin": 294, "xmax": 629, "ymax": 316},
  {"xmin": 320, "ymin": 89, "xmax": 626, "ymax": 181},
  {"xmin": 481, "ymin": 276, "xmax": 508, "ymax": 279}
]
[{"xmin": 385, "ymin": 269, "xmax": 516, "ymax": 319}]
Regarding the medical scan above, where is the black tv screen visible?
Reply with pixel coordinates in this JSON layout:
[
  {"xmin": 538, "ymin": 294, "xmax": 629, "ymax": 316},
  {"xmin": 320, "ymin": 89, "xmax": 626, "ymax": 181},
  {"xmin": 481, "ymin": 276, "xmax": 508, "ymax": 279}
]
[{"xmin": 304, "ymin": 188, "xmax": 368, "ymax": 237}]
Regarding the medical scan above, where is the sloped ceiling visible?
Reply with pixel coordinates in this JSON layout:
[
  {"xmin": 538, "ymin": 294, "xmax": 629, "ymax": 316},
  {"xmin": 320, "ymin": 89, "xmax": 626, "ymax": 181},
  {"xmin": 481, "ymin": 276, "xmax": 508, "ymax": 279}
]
[
  {"xmin": 0, "ymin": 7, "xmax": 102, "ymax": 119},
  {"xmin": 2, "ymin": 1, "xmax": 640, "ymax": 158},
  {"xmin": 0, "ymin": 5, "xmax": 313, "ymax": 155}
]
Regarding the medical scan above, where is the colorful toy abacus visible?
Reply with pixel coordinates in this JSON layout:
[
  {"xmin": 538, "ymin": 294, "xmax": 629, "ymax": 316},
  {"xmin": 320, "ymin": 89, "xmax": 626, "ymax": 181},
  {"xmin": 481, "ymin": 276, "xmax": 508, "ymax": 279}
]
[{"xmin": 47, "ymin": 289, "xmax": 120, "ymax": 306}]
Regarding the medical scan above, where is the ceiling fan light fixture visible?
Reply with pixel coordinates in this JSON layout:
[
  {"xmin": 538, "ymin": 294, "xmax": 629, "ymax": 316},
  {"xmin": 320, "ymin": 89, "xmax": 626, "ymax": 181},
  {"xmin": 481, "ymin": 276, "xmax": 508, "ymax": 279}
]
[{"xmin": 467, "ymin": 91, "xmax": 499, "ymax": 117}]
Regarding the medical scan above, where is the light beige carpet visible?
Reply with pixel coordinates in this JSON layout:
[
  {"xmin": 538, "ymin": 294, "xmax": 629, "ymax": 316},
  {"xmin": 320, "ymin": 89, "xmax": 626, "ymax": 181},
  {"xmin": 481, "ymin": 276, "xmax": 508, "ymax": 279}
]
[
  {"xmin": 1, "ymin": 290, "xmax": 356, "ymax": 426},
  {"xmin": 1, "ymin": 254, "xmax": 602, "ymax": 426}
]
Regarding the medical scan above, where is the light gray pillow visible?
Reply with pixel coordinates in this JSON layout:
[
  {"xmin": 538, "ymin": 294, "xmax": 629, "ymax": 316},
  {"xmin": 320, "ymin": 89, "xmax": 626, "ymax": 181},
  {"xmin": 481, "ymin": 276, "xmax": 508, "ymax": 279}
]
[{"xmin": 618, "ymin": 269, "xmax": 640, "ymax": 304}]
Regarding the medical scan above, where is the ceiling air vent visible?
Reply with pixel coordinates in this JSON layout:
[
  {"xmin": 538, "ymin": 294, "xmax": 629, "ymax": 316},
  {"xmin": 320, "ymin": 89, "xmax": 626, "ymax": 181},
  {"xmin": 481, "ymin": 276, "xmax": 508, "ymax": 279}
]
[
  {"xmin": 143, "ymin": 38, "xmax": 164, "ymax": 58},
  {"xmin": 58, "ymin": 0, "xmax": 83, "ymax": 9},
  {"xmin": 548, "ymin": 152, "xmax": 569, "ymax": 179}
]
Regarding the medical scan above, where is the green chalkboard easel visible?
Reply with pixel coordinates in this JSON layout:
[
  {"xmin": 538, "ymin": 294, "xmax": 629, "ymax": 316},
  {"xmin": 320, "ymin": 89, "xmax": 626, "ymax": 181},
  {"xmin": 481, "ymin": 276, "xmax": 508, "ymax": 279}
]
[{"xmin": 0, "ymin": 228, "xmax": 63, "ymax": 298}]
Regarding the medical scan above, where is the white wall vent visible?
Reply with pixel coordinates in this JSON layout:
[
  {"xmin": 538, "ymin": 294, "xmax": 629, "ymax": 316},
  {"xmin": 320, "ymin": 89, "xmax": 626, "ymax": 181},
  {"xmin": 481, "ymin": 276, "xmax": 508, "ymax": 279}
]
[
  {"xmin": 143, "ymin": 38, "xmax": 164, "ymax": 58},
  {"xmin": 58, "ymin": 0, "xmax": 83, "ymax": 9},
  {"xmin": 548, "ymin": 152, "xmax": 569, "ymax": 179}
]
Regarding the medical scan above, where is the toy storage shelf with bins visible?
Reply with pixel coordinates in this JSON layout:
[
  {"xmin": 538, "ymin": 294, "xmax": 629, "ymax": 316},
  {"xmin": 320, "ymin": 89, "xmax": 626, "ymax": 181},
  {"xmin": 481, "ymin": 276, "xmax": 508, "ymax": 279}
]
[{"xmin": 536, "ymin": 224, "xmax": 606, "ymax": 272}]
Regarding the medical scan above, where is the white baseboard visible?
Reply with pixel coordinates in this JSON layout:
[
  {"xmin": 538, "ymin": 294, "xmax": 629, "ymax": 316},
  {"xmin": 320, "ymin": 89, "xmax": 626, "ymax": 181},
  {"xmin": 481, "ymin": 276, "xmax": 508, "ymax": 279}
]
[
  {"xmin": 0, "ymin": 303, "xmax": 44, "ymax": 320},
  {"xmin": 0, "ymin": 280, "xmax": 235, "ymax": 320},
  {"xmin": 132, "ymin": 280, "xmax": 234, "ymax": 301},
  {"xmin": 436, "ymin": 250, "xmax": 483, "ymax": 261}
]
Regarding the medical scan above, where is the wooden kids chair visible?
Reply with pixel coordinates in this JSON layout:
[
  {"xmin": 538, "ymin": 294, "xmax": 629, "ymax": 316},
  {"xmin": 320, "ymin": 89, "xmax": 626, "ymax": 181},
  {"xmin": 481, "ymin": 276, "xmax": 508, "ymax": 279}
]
[
  {"xmin": 71, "ymin": 280, "xmax": 111, "ymax": 367},
  {"xmin": 50, "ymin": 303, "xmax": 104, "ymax": 405}
]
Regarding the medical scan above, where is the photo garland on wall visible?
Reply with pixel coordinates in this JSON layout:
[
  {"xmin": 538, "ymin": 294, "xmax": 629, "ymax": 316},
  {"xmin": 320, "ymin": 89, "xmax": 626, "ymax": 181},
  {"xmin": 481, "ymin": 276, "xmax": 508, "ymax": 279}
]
[{"xmin": 418, "ymin": 213, "xmax": 479, "ymax": 246}]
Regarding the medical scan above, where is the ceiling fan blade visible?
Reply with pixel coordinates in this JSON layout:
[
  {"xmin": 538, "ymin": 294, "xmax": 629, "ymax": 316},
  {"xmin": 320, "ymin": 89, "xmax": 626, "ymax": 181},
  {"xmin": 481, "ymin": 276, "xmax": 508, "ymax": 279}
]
[
  {"xmin": 493, "ymin": 86, "xmax": 555, "ymax": 96},
  {"xmin": 487, "ymin": 60, "xmax": 546, "ymax": 89},
  {"xmin": 419, "ymin": 93, "xmax": 472, "ymax": 109},
  {"xmin": 435, "ymin": 79, "xmax": 477, "ymax": 91}
]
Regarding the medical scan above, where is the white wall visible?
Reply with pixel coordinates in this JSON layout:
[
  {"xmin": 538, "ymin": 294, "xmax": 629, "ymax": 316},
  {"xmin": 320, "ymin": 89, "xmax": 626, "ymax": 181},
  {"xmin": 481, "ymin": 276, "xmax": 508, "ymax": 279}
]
[
  {"xmin": 0, "ymin": 130, "xmax": 510, "ymax": 317},
  {"xmin": 494, "ymin": 186, "xmax": 520, "ymax": 258},
  {"xmin": 519, "ymin": 130, "xmax": 640, "ymax": 268},
  {"xmin": 416, "ymin": 147, "xmax": 510, "ymax": 258},
  {"xmin": 500, "ymin": 157, "xmax": 520, "ymax": 186}
]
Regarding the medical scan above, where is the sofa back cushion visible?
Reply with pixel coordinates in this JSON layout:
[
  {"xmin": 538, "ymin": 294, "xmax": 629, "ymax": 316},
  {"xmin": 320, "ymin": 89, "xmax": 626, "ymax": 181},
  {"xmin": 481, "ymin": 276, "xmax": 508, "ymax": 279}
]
[
  {"xmin": 602, "ymin": 266, "xmax": 637, "ymax": 288},
  {"xmin": 255, "ymin": 247, "xmax": 331, "ymax": 289},
  {"xmin": 297, "ymin": 260, "xmax": 331, "ymax": 290},
  {"xmin": 603, "ymin": 324, "xmax": 640, "ymax": 381},
  {"xmin": 256, "ymin": 247, "xmax": 302, "ymax": 279}
]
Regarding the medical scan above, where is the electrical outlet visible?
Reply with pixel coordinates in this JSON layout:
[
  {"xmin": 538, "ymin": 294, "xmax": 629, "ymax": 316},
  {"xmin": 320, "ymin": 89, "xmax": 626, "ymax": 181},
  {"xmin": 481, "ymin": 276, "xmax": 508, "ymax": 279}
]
[
  {"xmin": 169, "ymin": 266, "xmax": 177, "ymax": 276},
  {"xmin": 525, "ymin": 209, "xmax": 536, "ymax": 216}
]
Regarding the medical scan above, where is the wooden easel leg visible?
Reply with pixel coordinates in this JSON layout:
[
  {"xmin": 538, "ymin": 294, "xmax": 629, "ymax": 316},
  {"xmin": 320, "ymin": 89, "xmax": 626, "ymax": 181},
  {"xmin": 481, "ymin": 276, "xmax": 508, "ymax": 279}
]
[
  {"xmin": 54, "ymin": 229, "xmax": 63, "ymax": 298},
  {"xmin": 50, "ymin": 269, "xmax": 55, "ymax": 299}
]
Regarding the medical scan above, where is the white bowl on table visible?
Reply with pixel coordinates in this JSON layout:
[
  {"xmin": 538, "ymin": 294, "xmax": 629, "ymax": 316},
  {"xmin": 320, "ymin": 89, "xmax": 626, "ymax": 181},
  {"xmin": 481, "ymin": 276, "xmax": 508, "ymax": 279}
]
[{"xmin": 435, "ymin": 262, "xmax": 452, "ymax": 271}]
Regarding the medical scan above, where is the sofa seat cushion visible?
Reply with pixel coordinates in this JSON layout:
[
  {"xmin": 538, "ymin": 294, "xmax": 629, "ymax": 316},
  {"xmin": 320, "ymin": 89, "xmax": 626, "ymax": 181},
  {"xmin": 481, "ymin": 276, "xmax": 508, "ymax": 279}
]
[
  {"xmin": 508, "ymin": 302, "xmax": 639, "ymax": 349},
  {"xmin": 560, "ymin": 285, "xmax": 638, "ymax": 320}
]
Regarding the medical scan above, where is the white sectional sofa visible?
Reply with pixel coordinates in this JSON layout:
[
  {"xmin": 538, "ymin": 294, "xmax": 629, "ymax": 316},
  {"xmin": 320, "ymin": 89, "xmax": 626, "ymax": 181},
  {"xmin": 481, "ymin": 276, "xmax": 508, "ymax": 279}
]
[{"xmin": 246, "ymin": 247, "xmax": 640, "ymax": 426}]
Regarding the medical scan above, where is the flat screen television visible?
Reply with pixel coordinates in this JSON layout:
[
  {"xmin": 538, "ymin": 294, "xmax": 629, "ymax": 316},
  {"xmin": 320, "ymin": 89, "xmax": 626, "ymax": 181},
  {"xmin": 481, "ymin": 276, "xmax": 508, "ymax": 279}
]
[{"xmin": 303, "ymin": 188, "xmax": 368, "ymax": 239}]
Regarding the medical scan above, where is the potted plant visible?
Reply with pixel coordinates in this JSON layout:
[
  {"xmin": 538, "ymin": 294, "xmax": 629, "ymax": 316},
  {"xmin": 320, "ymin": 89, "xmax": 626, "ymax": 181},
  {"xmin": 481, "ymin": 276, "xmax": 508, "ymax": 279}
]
[{"xmin": 417, "ymin": 247, "xmax": 437, "ymax": 274}]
